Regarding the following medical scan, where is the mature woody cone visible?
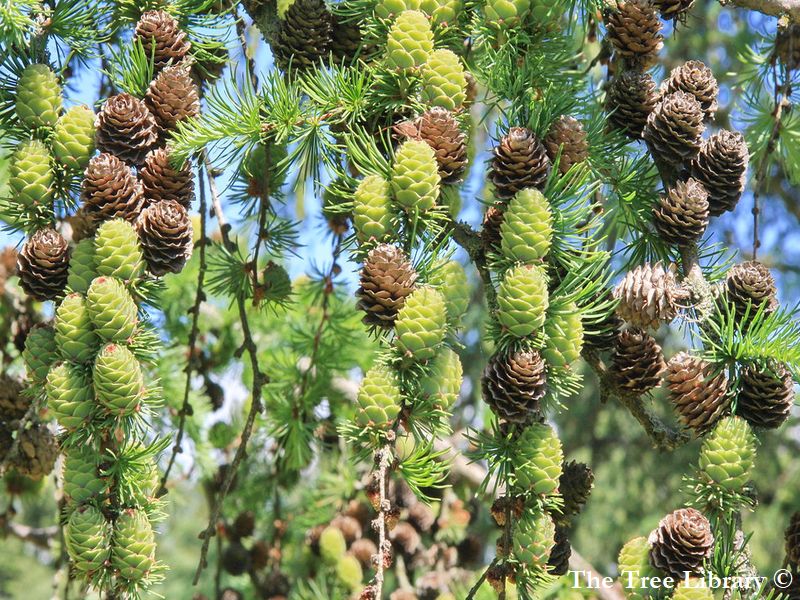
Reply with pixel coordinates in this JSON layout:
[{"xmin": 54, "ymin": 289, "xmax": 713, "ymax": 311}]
[
  {"xmin": 17, "ymin": 228, "xmax": 70, "ymax": 301},
  {"xmin": 547, "ymin": 525, "xmax": 571, "ymax": 576},
  {"xmin": 611, "ymin": 328, "xmax": 665, "ymax": 394},
  {"xmin": 606, "ymin": 70, "xmax": 658, "ymax": 139},
  {"xmin": 482, "ymin": 202, "xmax": 505, "ymax": 250},
  {"xmin": 786, "ymin": 512, "xmax": 800, "ymax": 566},
  {"xmin": 145, "ymin": 62, "xmax": 200, "ymax": 132},
  {"xmin": 604, "ymin": 0, "xmax": 663, "ymax": 68},
  {"xmin": 134, "ymin": 10, "xmax": 191, "ymax": 71},
  {"xmin": 667, "ymin": 352, "xmax": 730, "ymax": 435},
  {"xmin": 653, "ymin": 0, "xmax": 694, "ymax": 20},
  {"xmin": 558, "ymin": 460, "xmax": 594, "ymax": 522},
  {"xmin": 643, "ymin": 91, "xmax": 705, "ymax": 168},
  {"xmin": 330, "ymin": 14, "xmax": 363, "ymax": 62},
  {"xmin": 95, "ymin": 93, "xmax": 158, "ymax": 166},
  {"xmin": 83, "ymin": 153, "xmax": 145, "ymax": 223},
  {"xmin": 0, "ymin": 375, "xmax": 26, "ymax": 422},
  {"xmin": 725, "ymin": 260, "xmax": 777, "ymax": 320},
  {"xmin": 11, "ymin": 423, "xmax": 58, "ymax": 479},
  {"xmin": 737, "ymin": 363, "xmax": 794, "ymax": 429},
  {"xmin": 613, "ymin": 262, "xmax": 688, "ymax": 329},
  {"xmin": 489, "ymin": 127, "xmax": 551, "ymax": 200},
  {"xmin": 273, "ymin": 0, "xmax": 332, "ymax": 72},
  {"xmin": 690, "ymin": 130, "xmax": 749, "ymax": 216},
  {"xmin": 661, "ymin": 61, "xmax": 718, "ymax": 121},
  {"xmin": 394, "ymin": 107, "xmax": 467, "ymax": 184},
  {"xmin": 652, "ymin": 178, "xmax": 710, "ymax": 247},
  {"xmin": 544, "ymin": 115, "xmax": 589, "ymax": 175},
  {"xmin": 482, "ymin": 349, "xmax": 547, "ymax": 423},
  {"xmin": 140, "ymin": 148, "xmax": 194, "ymax": 208},
  {"xmin": 137, "ymin": 200, "xmax": 194, "ymax": 276},
  {"xmin": 356, "ymin": 244, "xmax": 418, "ymax": 328},
  {"xmin": 648, "ymin": 508, "xmax": 713, "ymax": 577}
]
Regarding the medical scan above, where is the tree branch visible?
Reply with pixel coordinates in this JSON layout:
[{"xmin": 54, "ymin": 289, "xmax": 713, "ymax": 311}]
[
  {"xmin": 719, "ymin": 0, "xmax": 800, "ymax": 22},
  {"xmin": 0, "ymin": 516, "xmax": 58, "ymax": 550}
]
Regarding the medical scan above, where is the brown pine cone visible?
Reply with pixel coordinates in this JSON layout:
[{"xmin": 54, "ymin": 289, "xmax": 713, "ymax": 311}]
[
  {"xmin": 611, "ymin": 327, "xmax": 665, "ymax": 394},
  {"xmin": 394, "ymin": 107, "xmax": 467, "ymax": 184},
  {"xmin": 330, "ymin": 13, "xmax": 363, "ymax": 63},
  {"xmin": 83, "ymin": 153, "xmax": 145, "ymax": 223},
  {"xmin": 10, "ymin": 423, "xmax": 58, "ymax": 479},
  {"xmin": 140, "ymin": 148, "xmax": 194, "ymax": 208},
  {"xmin": 482, "ymin": 349, "xmax": 547, "ymax": 423},
  {"xmin": 136, "ymin": 200, "xmax": 194, "ymax": 276},
  {"xmin": 558, "ymin": 460, "xmax": 594, "ymax": 522},
  {"xmin": 222, "ymin": 541, "xmax": 251, "ymax": 575},
  {"xmin": 356, "ymin": 244, "xmax": 418, "ymax": 328},
  {"xmin": 145, "ymin": 62, "xmax": 200, "ymax": 132},
  {"xmin": 737, "ymin": 362, "xmax": 794, "ymax": 429},
  {"xmin": 547, "ymin": 525, "xmax": 571, "ymax": 576},
  {"xmin": 482, "ymin": 203, "xmax": 505, "ymax": 250},
  {"xmin": 406, "ymin": 502, "xmax": 436, "ymax": 533},
  {"xmin": 66, "ymin": 206, "xmax": 97, "ymax": 242},
  {"xmin": 613, "ymin": 262, "xmax": 688, "ymax": 329},
  {"xmin": 489, "ymin": 127, "xmax": 551, "ymax": 199},
  {"xmin": 643, "ymin": 90, "xmax": 705, "ymax": 168},
  {"xmin": 0, "ymin": 375, "xmax": 27, "ymax": 422},
  {"xmin": 544, "ymin": 115, "xmax": 589, "ymax": 175},
  {"xmin": 690, "ymin": 130, "xmax": 749, "ymax": 217},
  {"xmin": 95, "ymin": 93, "xmax": 158, "ymax": 165},
  {"xmin": 390, "ymin": 521, "xmax": 421, "ymax": 556},
  {"xmin": 666, "ymin": 352, "xmax": 730, "ymax": 434},
  {"xmin": 606, "ymin": 70, "xmax": 658, "ymax": 139},
  {"xmin": 231, "ymin": 511, "xmax": 255, "ymax": 539},
  {"xmin": 786, "ymin": 512, "xmax": 800, "ymax": 566},
  {"xmin": 17, "ymin": 228, "xmax": 70, "ymax": 301},
  {"xmin": 653, "ymin": 0, "xmax": 695, "ymax": 20},
  {"xmin": 661, "ymin": 60, "xmax": 718, "ymax": 121},
  {"xmin": 725, "ymin": 260, "xmax": 777, "ymax": 321},
  {"xmin": 330, "ymin": 515, "xmax": 362, "ymax": 543},
  {"xmin": 652, "ymin": 178, "xmax": 709, "ymax": 247},
  {"xmin": 273, "ymin": 0, "xmax": 332, "ymax": 72},
  {"xmin": 134, "ymin": 10, "xmax": 191, "ymax": 71},
  {"xmin": 648, "ymin": 507, "xmax": 713, "ymax": 577},
  {"xmin": 604, "ymin": 0, "xmax": 663, "ymax": 68},
  {"xmin": 350, "ymin": 538, "xmax": 378, "ymax": 568}
]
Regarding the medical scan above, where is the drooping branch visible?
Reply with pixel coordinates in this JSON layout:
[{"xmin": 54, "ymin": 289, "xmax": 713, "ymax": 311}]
[{"xmin": 719, "ymin": 0, "xmax": 800, "ymax": 22}]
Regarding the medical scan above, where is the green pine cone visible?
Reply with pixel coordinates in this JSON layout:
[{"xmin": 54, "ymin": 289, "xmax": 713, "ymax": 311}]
[
  {"xmin": 112, "ymin": 509, "xmax": 156, "ymax": 582},
  {"xmin": 63, "ymin": 449, "xmax": 107, "ymax": 505},
  {"xmin": 16, "ymin": 64, "xmax": 62, "ymax": 130},
  {"xmin": 419, "ymin": 347, "xmax": 462, "ymax": 409},
  {"xmin": 375, "ymin": 0, "xmax": 421, "ymax": 19},
  {"xmin": 65, "ymin": 505, "xmax": 111, "ymax": 573},
  {"xmin": 617, "ymin": 536, "xmax": 661, "ymax": 599},
  {"xmin": 698, "ymin": 415, "xmax": 756, "ymax": 491},
  {"xmin": 421, "ymin": 49, "xmax": 467, "ymax": 111},
  {"xmin": 67, "ymin": 238, "xmax": 97, "ymax": 294},
  {"xmin": 9, "ymin": 139, "xmax": 54, "ymax": 208},
  {"xmin": 542, "ymin": 303, "xmax": 584, "ymax": 367},
  {"xmin": 513, "ymin": 423, "xmax": 564, "ymax": 495},
  {"xmin": 499, "ymin": 188, "xmax": 553, "ymax": 262},
  {"xmin": 420, "ymin": 0, "xmax": 461, "ymax": 24},
  {"xmin": 353, "ymin": 174, "xmax": 394, "ymax": 244},
  {"xmin": 673, "ymin": 580, "xmax": 714, "ymax": 600},
  {"xmin": 512, "ymin": 508, "xmax": 555, "ymax": 568},
  {"xmin": 45, "ymin": 362, "xmax": 96, "ymax": 430},
  {"xmin": 86, "ymin": 277, "xmax": 138, "ymax": 342},
  {"xmin": 94, "ymin": 219, "xmax": 144, "ymax": 282},
  {"xmin": 54, "ymin": 293, "xmax": 99, "ymax": 364},
  {"xmin": 336, "ymin": 554, "xmax": 363, "ymax": 591},
  {"xmin": 320, "ymin": 525, "xmax": 348, "ymax": 565},
  {"xmin": 385, "ymin": 10, "xmax": 434, "ymax": 72},
  {"xmin": 357, "ymin": 364, "xmax": 402, "ymax": 429},
  {"xmin": 23, "ymin": 324, "xmax": 58, "ymax": 383},
  {"xmin": 93, "ymin": 343, "xmax": 145, "ymax": 416},
  {"xmin": 430, "ymin": 260, "xmax": 469, "ymax": 325},
  {"xmin": 53, "ymin": 105, "xmax": 96, "ymax": 172},
  {"xmin": 391, "ymin": 139, "xmax": 441, "ymax": 212},
  {"xmin": 133, "ymin": 455, "xmax": 160, "ymax": 504},
  {"xmin": 484, "ymin": 0, "xmax": 530, "ymax": 26},
  {"xmin": 497, "ymin": 264, "xmax": 549, "ymax": 337},
  {"xmin": 395, "ymin": 286, "xmax": 447, "ymax": 360}
]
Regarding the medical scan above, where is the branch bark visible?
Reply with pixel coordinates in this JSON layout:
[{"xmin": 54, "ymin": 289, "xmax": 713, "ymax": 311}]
[{"xmin": 719, "ymin": 0, "xmax": 800, "ymax": 21}]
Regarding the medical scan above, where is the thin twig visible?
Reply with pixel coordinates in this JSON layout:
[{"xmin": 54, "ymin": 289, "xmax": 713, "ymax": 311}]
[
  {"xmin": 451, "ymin": 221, "xmax": 497, "ymax": 311},
  {"xmin": 465, "ymin": 557, "xmax": 498, "ymax": 600},
  {"xmin": 371, "ymin": 447, "xmax": 392, "ymax": 599}
]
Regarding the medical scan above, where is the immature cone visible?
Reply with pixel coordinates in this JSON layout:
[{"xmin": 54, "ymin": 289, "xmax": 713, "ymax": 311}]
[
  {"xmin": 499, "ymin": 188, "xmax": 553, "ymax": 262},
  {"xmin": 787, "ymin": 512, "xmax": 800, "ymax": 565},
  {"xmin": 0, "ymin": 376, "xmax": 26, "ymax": 422},
  {"xmin": 140, "ymin": 147, "xmax": 195, "ymax": 208},
  {"xmin": 606, "ymin": 71, "xmax": 658, "ymax": 139},
  {"xmin": 429, "ymin": 260, "xmax": 469, "ymax": 325},
  {"xmin": 725, "ymin": 260, "xmax": 777, "ymax": 321},
  {"xmin": 394, "ymin": 286, "xmax": 447, "ymax": 361},
  {"xmin": 611, "ymin": 327, "xmax": 665, "ymax": 394},
  {"xmin": 392, "ymin": 139, "xmax": 441, "ymax": 211},
  {"xmin": 643, "ymin": 91, "xmax": 705, "ymax": 168},
  {"xmin": 699, "ymin": 416, "xmax": 756, "ymax": 491},
  {"xmin": 613, "ymin": 262, "xmax": 687, "ymax": 329},
  {"xmin": 542, "ymin": 304, "xmax": 584, "ymax": 367},
  {"xmin": 497, "ymin": 264, "xmax": 549, "ymax": 337},
  {"xmin": 356, "ymin": 364, "xmax": 402, "ymax": 429},
  {"xmin": 46, "ymin": 362, "xmax": 95, "ymax": 430},
  {"xmin": 394, "ymin": 107, "xmax": 467, "ymax": 184},
  {"xmin": 559, "ymin": 461, "xmax": 595, "ymax": 522},
  {"xmin": 618, "ymin": 537, "xmax": 662, "ymax": 598},
  {"xmin": 419, "ymin": 347, "xmax": 462, "ymax": 409},
  {"xmin": 95, "ymin": 219, "xmax": 144, "ymax": 282},
  {"xmin": 667, "ymin": 352, "xmax": 730, "ymax": 435},
  {"xmin": 375, "ymin": 0, "xmax": 421, "ymax": 19},
  {"xmin": 547, "ymin": 526, "xmax": 571, "ymax": 576},
  {"xmin": 420, "ymin": 0, "xmax": 461, "ymax": 24},
  {"xmin": 9, "ymin": 139, "xmax": 54, "ymax": 209},
  {"xmin": 661, "ymin": 61, "xmax": 718, "ymax": 121},
  {"xmin": 512, "ymin": 423, "xmax": 564, "ymax": 495},
  {"xmin": 94, "ymin": 344, "xmax": 145, "ymax": 415},
  {"xmin": 420, "ymin": 49, "xmax": 467, "ymax": 111},
  {"xmin": 145, "ymin": 62, "xmax": 200, "ymax": 132},
  {"xmin": 67, "ymin": 238, "xmax": 96, "ymax": 294},
  {"xmin": 95, "ymin": 93, "xmax": 158, "ymax": 165},
  {"xmin": 86, "ymin": 277, "xmax": 139, "ymax": 342},
  {"xmin": 490, "ymin": 127, "xmax": 551, "ymax": 200},
  {"xmin": 134, "ymin": 10, "xmax": 191, "ymax": 71},
  {"xmin": 690, "ymin": 131, "xmax": 749, "ymax": 216},
  {"xmin": 482, "ymin": 349, "xmax": 547, "ymax": 422},
  {"xmin": 356, "ymin": 244, "xmax": 417, "ymax": 328},
  {"xmin": 737, "ymin": 363, "xmax": 794, "ymax": 429},
  {"xmin": 484, "ymin": 0, "xmax": 530, "ymax": 27},
  {"xmin": 53, "ymin": 105, "xmax": 96, "ymax": 172},
  {"xmin": 54, "ymin": 293, "xmax": 98, "ymax": 364},
  {"xmin": 12, "ymin": 424, "xmax": 58, "ymax": 479},
  {"xmin": 604, "ymin": 0, "xmax": 663, "ymax": 68},
  {"xmin": 65, "ymin": 505, "xmax": 112, "ymax": 572},
  {"xmin": 353, "ymin": 175, "xmax": 394, "ymax": 244},
  {"xmin": 112, "ymin": 509, "xmax": 156, "ymax": 582},
  {"xmin": 544, "ymin": 116, "xmax": 589, "ymax": 174},
  {"xmin": 17, "ymin": 228, "xmax": 70, "ymax": 301},
  {"xmin": 82, "ymin": 153, "xmax": 145, "ymax": 223},
  {"xmin": 137, "ymin": 200, "xmax": 194, "ymax": 275},
  {"xmin": 274, "ymin": 0, "xmax": 332, "ymax": 71},
  {"xmin": 673, "ymin": 580, "xmax": 714, "ymax": 600},
  {"xmin": 23, "ymin": 324, "xmax": 58, "ymax": 384},
  {"xmin": 652, "ymin": 178, "xmax": 709, "ymax": 247},
  {"xmin": 512, "ymin": 509, "xmax": 556, "ymax": 568},
  {"xmin": 648, "ymin": 508, "xmax": 713, "ymax": 577},
  {"xmin": 63, "ymin": 450, "xmax": 106, "ymax": 505},
  {"xmin": 15, "ymin": 64, "xmax": 62, "ymax": 129}
]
